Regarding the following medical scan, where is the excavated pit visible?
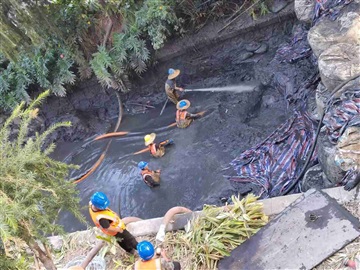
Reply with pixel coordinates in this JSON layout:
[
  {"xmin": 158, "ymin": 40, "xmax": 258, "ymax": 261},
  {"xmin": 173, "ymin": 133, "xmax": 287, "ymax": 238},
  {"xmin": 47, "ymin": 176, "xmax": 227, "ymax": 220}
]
[{"xmin": 49, "ymin": 15, "xmax": 317, "ymax": 232}]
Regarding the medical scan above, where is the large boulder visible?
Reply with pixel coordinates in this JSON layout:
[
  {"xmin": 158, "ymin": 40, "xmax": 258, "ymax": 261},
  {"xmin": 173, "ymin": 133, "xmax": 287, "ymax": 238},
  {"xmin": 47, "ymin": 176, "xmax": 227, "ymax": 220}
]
[
  {"xmin": 318, "ymin": 43, "xmax": 360, "ymax": 91},
  {"xmin": 307, "ymin": 2, "xmax": 360, "ymax": 58},
  {"xmin": 336, "ymin": 126, "xmax": 360, "ymax": 171},
  {"xmin": 295, "ymin": 0, "xmax": 315, "ymax": 23},
  {"xmin": 317, "ymin": 132, "xmax": 345, "ymax": 184}
]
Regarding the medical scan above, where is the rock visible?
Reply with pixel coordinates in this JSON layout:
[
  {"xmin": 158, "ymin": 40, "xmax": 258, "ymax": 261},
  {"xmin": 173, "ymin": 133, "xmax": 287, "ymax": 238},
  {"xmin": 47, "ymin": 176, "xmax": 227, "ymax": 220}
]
[
  {"xmin": 307, "ymin": 3, "xmax": 360, "ymax": 58},
  {"xmin": 336, "ymin": 126, "xmax": 360, "ymax": 171},
  {"xmin": 318, "ymin": 43, "xmax": 360, "ymax": 91},
  {"xmin": 317, "ymin": 132, "xmax": 345, "ymax": 184},
  {"xmin": 270, "ymin": 0, "xmax": 290, "ymax": 14},
  {"xmin": 254, "ymin": 43, "xmax": 268, "ymax": 54},
  {"xmin": 262, "ymin": 94, "xmax": 277, "ymax": 107},
  {"xmin": 245, "ymin": 42, "xmax": 261, "ymax": 52},
  {"xmin": 238, "ymin": 51, "xmax": 254, "ymax": 61},
  {"xmin": 294, "ymin": 0, "xmax": 315, "ymax": 22},
  {"xmin": 302, "ymin": 164, "xmax": 333, "ymax": 191}
]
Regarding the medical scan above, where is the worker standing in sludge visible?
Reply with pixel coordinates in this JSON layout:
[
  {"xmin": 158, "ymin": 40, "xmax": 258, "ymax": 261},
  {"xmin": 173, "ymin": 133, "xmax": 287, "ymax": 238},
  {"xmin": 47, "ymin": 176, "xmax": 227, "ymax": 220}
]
[
  {"xmin": 176, "ymin": 99, "xmax": 201, "ymax": 128},
  {"xmin": 89, "ymin": 192, "xmax": 138, "ymax": 253},
  {"xmin": 144, "ymin": 133, "xmax": 173, "ymax": 158},
  {"xmin": 135, "ymin": 241, "xmax": 181, "ymax": 270},
  {"xmin": 165, "ymin": 68, "xmax": 184, "ymax": 104},
  {"xmin": 138, "ymin": 161, "xmax": 161, "ymax": 188}
]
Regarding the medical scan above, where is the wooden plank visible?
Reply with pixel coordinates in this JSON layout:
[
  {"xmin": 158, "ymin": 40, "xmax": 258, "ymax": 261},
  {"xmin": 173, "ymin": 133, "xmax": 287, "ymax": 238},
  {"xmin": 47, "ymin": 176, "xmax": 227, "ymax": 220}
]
[{"xmin": 218, "ymin": 189, "xmax": 360, "ymax": 270}]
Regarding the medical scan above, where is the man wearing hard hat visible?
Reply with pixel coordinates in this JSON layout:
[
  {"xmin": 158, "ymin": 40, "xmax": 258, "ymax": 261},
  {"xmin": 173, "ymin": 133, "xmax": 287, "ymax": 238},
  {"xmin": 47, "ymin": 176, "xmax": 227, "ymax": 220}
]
[
  {"xmin": 89, "ymin": 192, "xmax": 138, "ymax": 253},
  {"xmin": 144, "ymin": 133, "xmax": 173, "ymax": 158},
  {"xmin": 165, "ymin": 68, "xmax": 184, "ymax": 104},
  {"xmin": 175, "ymin": 99, "xmax": 201, "ymax": 128},
  {"xmin": 138, "ymin": 161, "xmax": 161, "ymax": 188},
  {"xmin": 135, "ymin": 241, "xmax": 181, "ymax": 270}
]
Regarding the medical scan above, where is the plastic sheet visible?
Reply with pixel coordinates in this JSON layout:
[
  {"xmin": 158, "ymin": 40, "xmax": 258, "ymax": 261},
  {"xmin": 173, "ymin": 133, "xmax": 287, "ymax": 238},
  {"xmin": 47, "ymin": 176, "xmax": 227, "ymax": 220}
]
[{"xmin": 229, "ymin": 111, "xmax": 318, "ymax": 197}]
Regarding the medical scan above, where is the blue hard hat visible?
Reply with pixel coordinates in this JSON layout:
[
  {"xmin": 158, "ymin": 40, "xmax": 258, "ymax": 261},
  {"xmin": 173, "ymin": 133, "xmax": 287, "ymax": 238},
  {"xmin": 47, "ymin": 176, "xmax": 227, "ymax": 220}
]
[
  {"xmin": 138, "ymin": 161, "xmax": 148, "ymax": 170},
  {"xmin": 168, "ymin": 68, "xmax": 175, "ymax": 75},
  {"xmin": 137, "ymin": 241, "xmax": 154, "ymax": 261},
  {"xmin": 179, "ymin": 100, "xmax": 187, "ymax": 108},
  {"xmin": 90, "ymin": 192, "xmax": 110, "ymax": 210}
]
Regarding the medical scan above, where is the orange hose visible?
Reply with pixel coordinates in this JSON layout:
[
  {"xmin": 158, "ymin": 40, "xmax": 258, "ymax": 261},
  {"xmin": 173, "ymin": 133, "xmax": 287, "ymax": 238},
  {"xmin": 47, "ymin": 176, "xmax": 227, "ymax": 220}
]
[
  {"xmin": 73, "ymin": 153, "xmax": 106, "ymax": 184},
  {"xmin": 94, "ymin": 131, "xmax": 129, "ymax": 141},
  {"xmin": 197, "ymin": 110, "xmax": 206, "ymax": 117},
  {"xmin": 73, "ymin": 91, "xmax": 123, "ymax": 184},
  {"xmin": 133, "ymin": 139, "xmax": 172, "ymax": 156}
]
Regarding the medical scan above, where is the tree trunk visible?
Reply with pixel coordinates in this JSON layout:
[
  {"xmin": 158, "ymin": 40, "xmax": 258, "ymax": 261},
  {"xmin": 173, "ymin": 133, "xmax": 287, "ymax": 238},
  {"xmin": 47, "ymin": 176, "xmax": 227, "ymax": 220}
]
[{"xmin": 28, "ymin": 241, "xmax": 57, "ymax": 270}]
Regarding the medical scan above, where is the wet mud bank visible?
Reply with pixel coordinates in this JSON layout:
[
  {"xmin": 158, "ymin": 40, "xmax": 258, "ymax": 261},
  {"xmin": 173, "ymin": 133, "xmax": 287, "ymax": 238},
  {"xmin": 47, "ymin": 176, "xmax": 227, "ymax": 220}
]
[{"xmin": 49, "ymin": 6, "xmax": 320, "ymax": 231}]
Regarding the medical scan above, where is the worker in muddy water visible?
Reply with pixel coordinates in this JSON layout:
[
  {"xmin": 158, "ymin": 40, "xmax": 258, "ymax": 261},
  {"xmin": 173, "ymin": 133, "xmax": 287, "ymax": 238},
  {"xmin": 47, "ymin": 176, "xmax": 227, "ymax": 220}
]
[
  {"xmin": 176, "ymin": 99, "xmax": 201, "ymax": 128},
  {"xmin": 89, "ymin": 192, "xmax": 138, "ymax": 253},
  {"xmin": 144, "ymin": 133, "xmax": 173, "ymax": 158},
  {"xmin": 165, "ymin": 68, "xmax": 184, "ymax": 104},
  {"xmin": 138, "ymin": 161, "xmax": 161, "ymax": 188},
  {"xmin": 135, "ymin": 241, "xmax": 181, "ymax": 270}
]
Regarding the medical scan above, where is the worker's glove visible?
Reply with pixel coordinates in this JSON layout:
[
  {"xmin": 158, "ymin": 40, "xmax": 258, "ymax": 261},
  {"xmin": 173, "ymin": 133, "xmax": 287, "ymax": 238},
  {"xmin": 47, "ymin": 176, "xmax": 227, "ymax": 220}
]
[
  {"xmin": 168, "ymin": 139, "xmax": 174, "ymax": 145},
  {"xmin": 156, "ymin": 224, "xmax": 166, "ymax": 243}
]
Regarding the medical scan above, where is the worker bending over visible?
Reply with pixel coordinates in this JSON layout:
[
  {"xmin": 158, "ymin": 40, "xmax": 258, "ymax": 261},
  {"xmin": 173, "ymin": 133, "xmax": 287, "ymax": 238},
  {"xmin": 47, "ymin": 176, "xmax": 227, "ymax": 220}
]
[
  {"xmin": 138, "ymin": 161, "xmax": 161, "ymax": 188},
  {"xmin": 165, "ymin": 68, "xmax": 184, "ymax": 104},
  {"xmin": 135, "ymin": 241, "xmax": 181, "ymax": 270},
  {"xmin": 176, "ymin": 99, "xmax": 200, "ymax": 128},
  {"xmin": 89, "ymin": 192, "xmax": 138, "ymax": 253},
  {"xmin": 144, "ymin": 133, "xmax": 173, "ymax": 158}
]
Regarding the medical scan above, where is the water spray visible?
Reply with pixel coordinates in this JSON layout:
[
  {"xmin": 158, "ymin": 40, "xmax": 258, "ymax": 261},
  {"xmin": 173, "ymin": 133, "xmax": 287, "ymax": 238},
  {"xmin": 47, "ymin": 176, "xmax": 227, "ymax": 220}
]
[{"xmin": 184, "ymin": 84, "xmax": 258, "ymax": 93}]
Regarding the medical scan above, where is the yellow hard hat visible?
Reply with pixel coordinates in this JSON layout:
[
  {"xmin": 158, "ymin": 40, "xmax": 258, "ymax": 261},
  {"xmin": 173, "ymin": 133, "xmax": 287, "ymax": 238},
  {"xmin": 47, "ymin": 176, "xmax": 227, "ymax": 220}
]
[{"xmin": 144, "ymin": 133, "xmax": 156, "ymax": 146}]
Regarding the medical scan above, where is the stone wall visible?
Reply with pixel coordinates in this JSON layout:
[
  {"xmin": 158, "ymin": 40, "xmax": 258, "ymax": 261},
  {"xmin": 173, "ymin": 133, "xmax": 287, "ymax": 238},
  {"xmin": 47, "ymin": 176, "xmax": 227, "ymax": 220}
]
[{"xmin": 295, "ymin": 0, "xmax": 360, "ymax": 185}]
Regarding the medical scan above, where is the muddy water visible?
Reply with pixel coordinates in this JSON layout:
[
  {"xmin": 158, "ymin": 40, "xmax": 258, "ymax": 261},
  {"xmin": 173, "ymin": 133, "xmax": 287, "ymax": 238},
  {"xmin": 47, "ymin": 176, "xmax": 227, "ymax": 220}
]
[
  {"xmin": 55, "ymin": 18, "xmax": 316, "ymax": 232},
  {"xmin": 56, "ymin": 86, "xmax": 288, "ymax": 232}
]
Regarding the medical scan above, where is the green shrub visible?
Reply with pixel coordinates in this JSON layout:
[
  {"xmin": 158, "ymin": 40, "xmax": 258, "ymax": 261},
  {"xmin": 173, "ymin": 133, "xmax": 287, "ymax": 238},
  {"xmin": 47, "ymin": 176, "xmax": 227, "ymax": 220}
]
[
  {"xmin": 0, "ymin": 48, "xmax": 75, "ymax": 110},
  {"xmin": 0, "ymin": 91, "xmax": 84, "ymax": 268}
]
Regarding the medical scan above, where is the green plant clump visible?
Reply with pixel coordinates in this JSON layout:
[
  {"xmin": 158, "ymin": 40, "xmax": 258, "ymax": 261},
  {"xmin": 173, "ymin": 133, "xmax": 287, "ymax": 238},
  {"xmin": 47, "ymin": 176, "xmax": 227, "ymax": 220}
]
[
  {"xmin": 165, "ymin": 194, "xmax": 268, "ymax": 269},
  {"xmin": 0, "ymin": 91, "xmax": 84, "ymax": 269}
]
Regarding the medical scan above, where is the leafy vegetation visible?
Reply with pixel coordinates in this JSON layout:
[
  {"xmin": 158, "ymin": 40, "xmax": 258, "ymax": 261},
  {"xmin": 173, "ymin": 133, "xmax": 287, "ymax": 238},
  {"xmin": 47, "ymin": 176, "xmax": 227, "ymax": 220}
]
[
  {"xmin": 0, "ymin": 48, "xmax": 75, "ymax": 110},
  {"xmin": 0, "ymin": 0, "xmax": 181, "ymax": 105},
  {"xmin": 0, "ymin": 91, "xmax": 84, "ymax": 269},
  {"xmin": 166, "ymin": 194, "xmax": 268, "ymax": 269},
  {"xmin": 0, "ymin": 0, "xmax": 270, "ymax": 109}
]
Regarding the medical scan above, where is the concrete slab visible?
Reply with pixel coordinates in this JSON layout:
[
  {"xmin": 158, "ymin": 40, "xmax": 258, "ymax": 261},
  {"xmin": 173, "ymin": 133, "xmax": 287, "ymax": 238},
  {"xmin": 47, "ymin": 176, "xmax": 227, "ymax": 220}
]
[{"xmin": 218, "ymin": 189, "xmax": 360, "ymax": 270}]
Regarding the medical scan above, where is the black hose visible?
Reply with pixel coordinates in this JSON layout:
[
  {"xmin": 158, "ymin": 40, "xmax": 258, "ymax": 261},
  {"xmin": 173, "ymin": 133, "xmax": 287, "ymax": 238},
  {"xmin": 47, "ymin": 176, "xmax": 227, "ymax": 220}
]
[{"xmin": 281, "ymin": 74, "xmax": 360, "ymax": 195}]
